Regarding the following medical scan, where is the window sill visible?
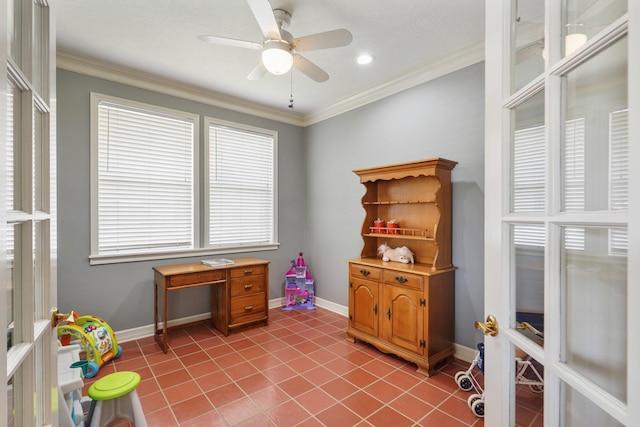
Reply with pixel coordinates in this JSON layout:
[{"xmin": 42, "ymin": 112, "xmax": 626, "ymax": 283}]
[{"xmin": 88, "ymin": 243, "xmax": 279, "ymax": 265}]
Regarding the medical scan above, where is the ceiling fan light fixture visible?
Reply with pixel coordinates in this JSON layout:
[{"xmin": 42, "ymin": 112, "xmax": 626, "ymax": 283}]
[
  {"xmin": 262, "ymin": 40, "xmax": 293, "ymax": 75},
  {"xmin": 357, "ymin": 53, "xmax": 374, "ymax": 65}
]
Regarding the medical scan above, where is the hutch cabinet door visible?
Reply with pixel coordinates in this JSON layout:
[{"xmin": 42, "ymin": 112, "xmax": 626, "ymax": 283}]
[
  {"xmin": 349, "ymin": 277, "xmax": 379, "ymax": 337},
  {"xmin": 381, "ymin": 285, "xmax": 424, "ymax": 354}
]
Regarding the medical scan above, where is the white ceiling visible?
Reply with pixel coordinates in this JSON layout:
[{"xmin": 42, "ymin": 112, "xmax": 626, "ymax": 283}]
[{"xmin": 56, "ymin": 0, "xmax": 486, "ymax": 125}]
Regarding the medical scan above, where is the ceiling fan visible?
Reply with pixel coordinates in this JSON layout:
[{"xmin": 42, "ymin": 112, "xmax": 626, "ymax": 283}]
[{"xmin": 197, "ymin": 0, "xmax": 353, "ymax": 82}]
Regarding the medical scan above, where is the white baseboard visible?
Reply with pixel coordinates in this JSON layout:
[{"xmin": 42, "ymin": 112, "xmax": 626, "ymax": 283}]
[{"xmin": 115, "ymin": 298, "xmax": 475, "ymax": 365}]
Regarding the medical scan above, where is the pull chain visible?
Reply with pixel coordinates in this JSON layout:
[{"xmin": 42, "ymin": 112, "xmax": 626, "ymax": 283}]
[{"xmin": 288, "ymin": 70, "xmax": 294, "ymax": 109}]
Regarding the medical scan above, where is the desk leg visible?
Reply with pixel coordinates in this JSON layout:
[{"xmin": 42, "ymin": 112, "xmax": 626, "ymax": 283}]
[{"xmin": 162, "ymin": 287, "xmax": 169, "ymax": 353}]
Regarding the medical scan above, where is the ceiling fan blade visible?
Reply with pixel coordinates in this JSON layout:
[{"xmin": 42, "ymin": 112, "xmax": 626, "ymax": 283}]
[
  {"xmin": 246, "ymin": 0, "xmax": 281, "ymax": 40},
  {"xmin": 198, "ymin": 34, "xmax": 262, "ymax": 50},
  {"xmin": 293, "ymin": 29, "xmax": 353, "ymax": 52},
  {"xmin": 247, "ymin": 60, "xmax": 267, "ymax": 80},
  {"xmin": 293, "ymin": 54, "xmax": 329, "ymax": 82}
]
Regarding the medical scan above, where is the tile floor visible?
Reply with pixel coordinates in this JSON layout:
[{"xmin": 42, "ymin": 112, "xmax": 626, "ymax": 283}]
[{"xmin": 81, "ymin": 307, "xmax": 542, "ymax": 426}]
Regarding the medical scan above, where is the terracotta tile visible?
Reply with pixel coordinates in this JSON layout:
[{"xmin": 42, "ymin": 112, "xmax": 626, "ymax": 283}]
[
  {"xmin": 218, "ymin": 395, "xmax": 261, "ymax": 425},
  {"xmin": 179, "ymin": 409, "xmax": 227, "ymax": 427},
  {"xmin": 171, "ymin": 394, "xmax": 214, "ymax": 424},
  {"xmin": 342, "ymin": 367, "xmax": 379, "ymax": 388},
  {"xmin": 211, "ymin": 352, "xmax": 245, "ymax": 369},
  {"xmin": 383, "ymin": 368, "xmax": 423, "ymax": 390},
  {"xmin": 163, "ymin": 379, "xmax": 202, "ymax": 404},
  {"xmin": 172, "ymin": 342, "xmax": 201, "ymax": 357},
  {"xmin": 320, "ymin": 377, "xmax": 359, "ymax": 401},
  {"xmin": 341, "ymin": 390, "xmax": 383, "ymax": 418},
  {"xmin": 204, "ymin": 343, "xmax": 235, "ymax": 358},
  {"xmin": 228, "ymin": 338, "xmax": 257, "ymax": 351},
  {"xmin": 366, "ymin": 406, "xmax": 414, "ymax": 427},
  {"xmin": 361, "ymin": 358, "xmax": 398, "ymax": 377},
  {"xmin": 249, "ymin": 385, "xmax": 291, "ymax": 410},
  {"xmin": 409, "ymin": 380, "xmax": 452, "ymax": 407},
  {"xmin": 142, "ymin": 407, "xmax": 178, "ymax": 427},
  {"xmin": 265, "ymin": 400, "xmax": 311, "ymax": 427},
  {"xmin": 277, "ymin": 375, "xmax": 315, "ymax": 398},
  {"xmin": 148, "ymin": 357, "xmax": 182, "ymax": 376},
  {"xmin": 206, "ymin": 382, "xmax": 245, "ymax": 407},
  {"xmin": 295, "ymin": 388, "xmax": 338, "ymax": 415},
  {"xmin": 236, "ymin": 372, "xmax": 273, "ymax": 395},
  {"xmin": 418, "ymin": 408, "xmax": 470, "ymax": 426},
  {"xmin": 262, "ymin": 363, "xmax": 297, "ymax": 384},
  {"xmin": 114, "ymin": 356, "xmax": 148, "ymax": 372},
  {"xmin": 195, "ymin": 370, "xmax": 232, "ymax": 392},
  {"xmin": 178, "ymin": 350, "xmax": 211, "ymax": 367},
  {"xmin": 315, "ymin": 402, "xmax": 362, "ymax": 426},
  {"xmin": 137, "ymin": 377, "xmax": 161, "ymax": 397},
  {"xmin": 363, "ymin": 379, "xmax": 403, "ymax": 402},
  {"xmin": 302, "ymin": 365, "xmax": 339, "ymax": 386},
  {"xmin": 323, "ymin": 357, "xmax": 358, "ymax": 376},
  {"xmin": 225, "ymin": 361, "xmax": 258, "ymax": 381},
  {"xmin": 156, "ymin": 368, "xmax": 191, "ymax": 389},
  {"xmin": 250, "ymin": 353, "xmax": 283, "ymax": 371},
  {"xmin": 187, "ymin": 360, "xmax": 220, "ymax": 378},
  {"xmin": 233, "ymin": 412, "xmax": 277, "ymax": 427},
  {"xmin": 139, "ymin": 390, "xmax": 168, "ymax": 414},
  {"xmin": 437, "ymin": 396, "xmax": 480, "ymax": 425},
  {"xmin": 239, "ymin": 344, "xmax": 269, "ymax": 360},
  {"xmin": 145, "ymin": 350, "xmax": 178, "ymax": 366},
  {"xmin": 388, "ymin": 392, "xmax": 434, "ymax": 422}
]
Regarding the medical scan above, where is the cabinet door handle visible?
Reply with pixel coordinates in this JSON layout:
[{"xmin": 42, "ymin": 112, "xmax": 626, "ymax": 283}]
[
  {"xmin": 244, "ymin": 284, "xmax": 253, "ymax": 290},
  {"xmin": 387, "ymin": 308, "xmax": 391, "ymax": 320},
  {"xmin": 244, "ymin": 269, "xmax": 253, "ymax": 275},
  {"xmin": 360, "ymin": 269, "xmax": 370, "ymax": 277},
  {"xmin": 244, "ymin": 306, "xmax": 253, "ymax": 311},
  {"xmin": 373, "ymin": 303, "xmax": 378, "ymax": 315},
  {"xmin": 395, "ymin": 276, "xmax": 408, "ymax": 284}
]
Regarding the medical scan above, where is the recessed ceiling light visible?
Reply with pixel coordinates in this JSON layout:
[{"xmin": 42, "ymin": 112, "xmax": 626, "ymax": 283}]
[{"xmin": 357, "ymin": 54, "xmax": 374, "ymax": 65}]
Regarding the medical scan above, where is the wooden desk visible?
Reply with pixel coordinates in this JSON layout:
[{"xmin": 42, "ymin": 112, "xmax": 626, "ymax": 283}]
[{"xmin": 153, "ymin": 258, "xmax": 269, "ymax": 353}]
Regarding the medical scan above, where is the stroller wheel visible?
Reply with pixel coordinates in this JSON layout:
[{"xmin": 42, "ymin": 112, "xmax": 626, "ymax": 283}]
[
  {"xmin": 457, "ymin": 374, "xmax": 473, "ymax": 391},
  {"xmin": 468, "ymin": 393, "xmax": 483, "ymax": 409},
  {"xmin": 454, "ymin": 371, "xmax": 466, "ymax": 383},
  {"xmin": 472, "ymin": 398, "xmax": 485, "ymax": 417}
]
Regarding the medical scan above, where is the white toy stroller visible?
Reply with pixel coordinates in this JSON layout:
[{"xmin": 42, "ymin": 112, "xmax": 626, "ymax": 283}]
[{"xmin": 455, "ymin": 321, "xmax": 544, "ymax": 418}]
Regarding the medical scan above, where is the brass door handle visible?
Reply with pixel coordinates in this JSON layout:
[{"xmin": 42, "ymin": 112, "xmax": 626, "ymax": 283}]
[
  {"xmin": 475, "ymin": 315, "xmax": 499, "ymax": 336},
  {"xmin": 51, "ymin": 308, "xmax": 74, "ymax": 327}
]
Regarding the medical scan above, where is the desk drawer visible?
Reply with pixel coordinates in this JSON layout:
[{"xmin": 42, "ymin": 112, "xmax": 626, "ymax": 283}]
[
  {"xmin": 230, "ymin": 293, "xmax": 266, "ymax": 323},
  {"xmin": 382, "ymin": 270, "xmax": 423, "ymax": 290},
  {"xmin": 230, "ymin": 265, "xmax": 266, "ymax": 278},
  {"xmin": 231, "ymin": 276, "xmax": 265, "ymax": 297},
  {"xmin": 167, "ymin": 270, "xmax": 226, "ymax": 288}
]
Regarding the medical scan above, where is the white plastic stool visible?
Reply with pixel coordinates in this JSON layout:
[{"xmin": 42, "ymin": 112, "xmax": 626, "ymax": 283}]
[{"xmin": 86, "ymin": 371, "xmax": 147, "ymax": 427}]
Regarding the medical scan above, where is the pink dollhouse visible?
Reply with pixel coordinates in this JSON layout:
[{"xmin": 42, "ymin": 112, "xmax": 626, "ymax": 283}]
[{"xmin": 283, "ymin": 252, "xmax": 316, "ymax": 310}]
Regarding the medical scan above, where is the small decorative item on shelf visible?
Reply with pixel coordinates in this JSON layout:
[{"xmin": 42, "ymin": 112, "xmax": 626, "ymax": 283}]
[
  {"xmin": 283, "ymin": 252, "xmax": 316, "ymax": 311},
  {"xmin": 387, "ymin": 219, "xmax": 399, "ymax": 234},
  {"xmin": 373, "ymin": 218, "xmax": 386, "ymax": 234},
  {"xmin": 377, "ymin": 243, "xmax": 415, "ymax": 264}
]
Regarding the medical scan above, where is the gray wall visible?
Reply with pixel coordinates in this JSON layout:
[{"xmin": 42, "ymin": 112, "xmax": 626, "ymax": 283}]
[
  {"xmin": 57, "ymin": 62, "xmax": 485, "ymax": 348},
  {"xmin": 303, "ymin": 62, "xmax": 485, "ymax": 348},
  {"xmin": 57, "ymin": 70, "xmax": 307, "ymax": 331}
]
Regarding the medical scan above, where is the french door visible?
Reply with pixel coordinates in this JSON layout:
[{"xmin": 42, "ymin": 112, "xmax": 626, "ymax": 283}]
[
  {"xmin": 484, "ymin": 0, "xmax": 638, "ymax": 426},
  {"xmin": 2, "ymin": 0, "xmax": 57, "ymax": 426}
]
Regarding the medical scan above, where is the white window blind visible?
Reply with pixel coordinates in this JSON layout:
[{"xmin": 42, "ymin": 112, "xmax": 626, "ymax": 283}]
[
  {"xmin": 95, "ymin": 98, "xmax": 195, "ymax": 256},
  {"xmin": 207, "ymin": 119, "xmax": 275, "ymax": 248},
  {"xmin": 513, "ymin": 125, "xmax": 545, "ymax": 246},
  {"xmin": 563, "ymin": 118, "xmax": 585, "ymax": 250},
  {"xmin": 513, "ymin": 120, "xmax": 585, "ymax": 249},
  {"xmin": 609, "ymin": 109, "xmax": 628, "ymax": 255}
]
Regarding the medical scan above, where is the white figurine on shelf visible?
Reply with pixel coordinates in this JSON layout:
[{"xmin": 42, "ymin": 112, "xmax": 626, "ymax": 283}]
[{"xmin": 377, "ymin": 243, "xmax": 415, "ymax": 264}]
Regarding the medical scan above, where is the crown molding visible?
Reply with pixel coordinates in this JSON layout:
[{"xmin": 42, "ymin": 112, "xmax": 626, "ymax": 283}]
[
  {"xmin": 56, "ymin": 49, "xmax": 305, "ymax": 127},
  {"xmin": 58, "ymin": 42, "xmax": 484, "ymax": 128},
  {"xmin": 303, "ymin": 41, "xmax": 485, "ymax": 126}
]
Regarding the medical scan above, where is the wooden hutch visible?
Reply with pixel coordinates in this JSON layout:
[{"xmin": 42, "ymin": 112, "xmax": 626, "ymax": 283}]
[{"xmin": 347, "ymin": 158, "xmax": 457, "ymax": 376}]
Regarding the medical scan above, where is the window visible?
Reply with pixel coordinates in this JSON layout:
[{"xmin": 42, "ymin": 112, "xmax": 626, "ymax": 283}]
[
  {"xmin": 90, "ymin": 94, "xmax": 278, "ymax": 264},
  {"xmin": 205, "ymin": 118, "xmax": 276, "ymax": 250},
  {"xmin": 609, "ymin": 109, "xmax": 628, "ymax": 256},
  {"xmin": 91, "ymin": 94, "xmax": 198, "ymax": 261}
]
